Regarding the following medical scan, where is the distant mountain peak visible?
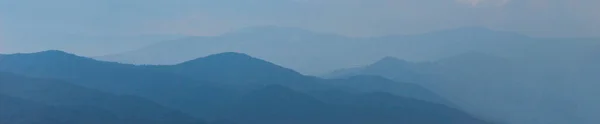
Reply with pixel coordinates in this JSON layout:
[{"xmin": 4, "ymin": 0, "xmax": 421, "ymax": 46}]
[
  {"xmin": 371, "ymin": 56, "xmax": 410, "ymax": 67},
  {"xmin": 378, "ymin": 56, "xmax": 406, "ymax": 63},
  {"xmin": 179, "ymin": 52, "xmax": 258, "ymax": 65},
  {"xmin": 172, "ymin": 52, "xmax": 304, "ymax": 84},
  {"xmin": 20, "ymin": 50, "xmax": 73, "ymax": 56},
  {"xmin": 39, "ymin": 50, "xmax": 69, "ymax": 54},
  {"xmin": 205, "ymin": 52, "xmax": 253, "ymax": 59},
  {"xmin": 2, "ymin": 50, "xmax": 89, "ymax": 61},
  {"xmin": 43, "ymin": 50, "xmax": 82, "ymax": 56}
]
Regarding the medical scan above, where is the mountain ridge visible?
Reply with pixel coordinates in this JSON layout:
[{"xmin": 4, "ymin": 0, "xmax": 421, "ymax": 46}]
[
  {"xmin": 0, "ymin": 72, "xmax": 206, "ymax": 124},
  {"xmin": 0, "ymin": 50, "xmax": 494, "ymax": 124},
  {"xmin": 95, "ymin": 26, "xmax": 537, "ymax": 75}
]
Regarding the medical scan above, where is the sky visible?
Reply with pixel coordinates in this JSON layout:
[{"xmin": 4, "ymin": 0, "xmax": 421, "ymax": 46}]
[{"xmin": 1, "ymin": 0, "xmax": 600, "ymax": 55}]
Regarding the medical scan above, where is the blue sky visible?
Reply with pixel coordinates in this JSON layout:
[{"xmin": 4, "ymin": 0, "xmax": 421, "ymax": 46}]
[{"xmin": 1, "ymin": 0, "xmax": 599, "ymax": 54}]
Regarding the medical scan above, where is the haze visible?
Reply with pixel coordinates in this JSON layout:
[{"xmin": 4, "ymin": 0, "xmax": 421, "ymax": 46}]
[
  {"xmin": 2, "ymin": 0, "xmax": 600, "ymax": 55},
  {"xmin": 1, "ymin": 0, "xmax": 599, "ymax": 124}
]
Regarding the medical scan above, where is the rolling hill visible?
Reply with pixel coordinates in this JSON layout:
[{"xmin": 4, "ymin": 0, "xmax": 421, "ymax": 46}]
[{"xmin": 0, "ymin": 50, "xmax": 492, "ymax": 124}]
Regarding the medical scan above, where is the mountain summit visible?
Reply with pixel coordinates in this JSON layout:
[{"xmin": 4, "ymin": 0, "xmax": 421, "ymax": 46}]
[
  {"xmin": 163, "ymin": 52, "xmax": 307, "ymax": 84},
  {"xmin": 0, "ymin": 50, "xmax": 90, "ymax": 62}
]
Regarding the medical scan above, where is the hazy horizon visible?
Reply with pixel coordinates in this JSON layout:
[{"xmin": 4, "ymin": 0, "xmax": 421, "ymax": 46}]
[
  {"xmin": 1, "ymin": 0, "xmax": 599, "ymax": 124},
  {"xmin": 3, "ymin": 0, "xmax": 600, "ymax": 56}
]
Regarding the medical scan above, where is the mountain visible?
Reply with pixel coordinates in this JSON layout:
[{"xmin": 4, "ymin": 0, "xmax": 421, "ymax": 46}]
[
  {"xmin": 154, "ymin": 52, "xmax": 308, "ymax": 85},
  {"xmin": 2, "ymin": 34, "xmax": 185, "ymax": 57},
  {"xmin": 0, "ymin": 50, "xmax": 236, "ymax": 119},
  {"xmin": 224, "ymin": 85, "xmax": 330, "ymax": 124},
  {"xmin": 327, "ymin": 75, "xmax": 455, "ymax": 107},
  {"xmin": 149, "ymin": 52, "xmax": 450, "ymax": 105},
  {"xmin": 325, "ymin": 56, "xmax": 432, "ymax": 82},
  {"xmin": 326, "ymin": 52, "xmax": 518, "ymax": 85},
  {"xmin": 0, "ymin": 50, "xmax": 492, "ymax": 124},
  {"xmin": 97, "ymin": 26, "xmax": 359, "ymax": 75},
  {"xmin": 0, "ymin": 94, "xmax": 130, "ymax": 124},
  {"xmin": 219, "ymin": 85, "xmax": 492, "ymax": 124},
  {"xmin": 97, "ymin": 26, "xmax": 538, "ymax": 75},
  {"xmin": 325, "ymin": 52, "xmax": 594, "ymax": 124},
  {"xmin": 0, "ymin": 50, "xmax": 222, "ymax": 99},
  {"xmin": 0, "ymin": 73, "xmax": 205, "ymax": 124}
]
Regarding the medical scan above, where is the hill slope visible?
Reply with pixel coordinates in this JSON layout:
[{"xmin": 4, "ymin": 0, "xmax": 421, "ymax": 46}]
[
  {"xmin": 0, "ymin": 51, "xmax": 492, "ymax": 124},
  {"xmin": 0, "ymin": 73, "xmax": 205, "ymax": 124}
]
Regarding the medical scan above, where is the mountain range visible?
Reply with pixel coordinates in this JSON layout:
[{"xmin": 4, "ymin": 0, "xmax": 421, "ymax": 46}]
[
  {"xmin": 95, "ymin": 26, "xmax": 600, "ymax": 75},
  {"xmin": 325, "ymin": 50, "xmax": 600, "ymax": 124},
  {"xmin": 0, "ymin": 50, "xmax": 492, "ymax": 124},
  {"xmin": 4, "ymin": 26, "xmax": 598, "ymax": 124}
]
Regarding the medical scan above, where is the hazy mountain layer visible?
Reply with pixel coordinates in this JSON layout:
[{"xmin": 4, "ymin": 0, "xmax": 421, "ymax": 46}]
[
  {"xmin": 96, "ymin": 27, "xmax": 600, "ymax": 75},
  {"xmin": 0, "ymin": 73, "xmax": 205, "ymax": 124},
  {"xmin": 0, "ymin": 51, "xmax": 490, "ymax": 124},
  {"xmin": 326, "ymin": 50, "xmax": 600, "ymax": 124}
]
